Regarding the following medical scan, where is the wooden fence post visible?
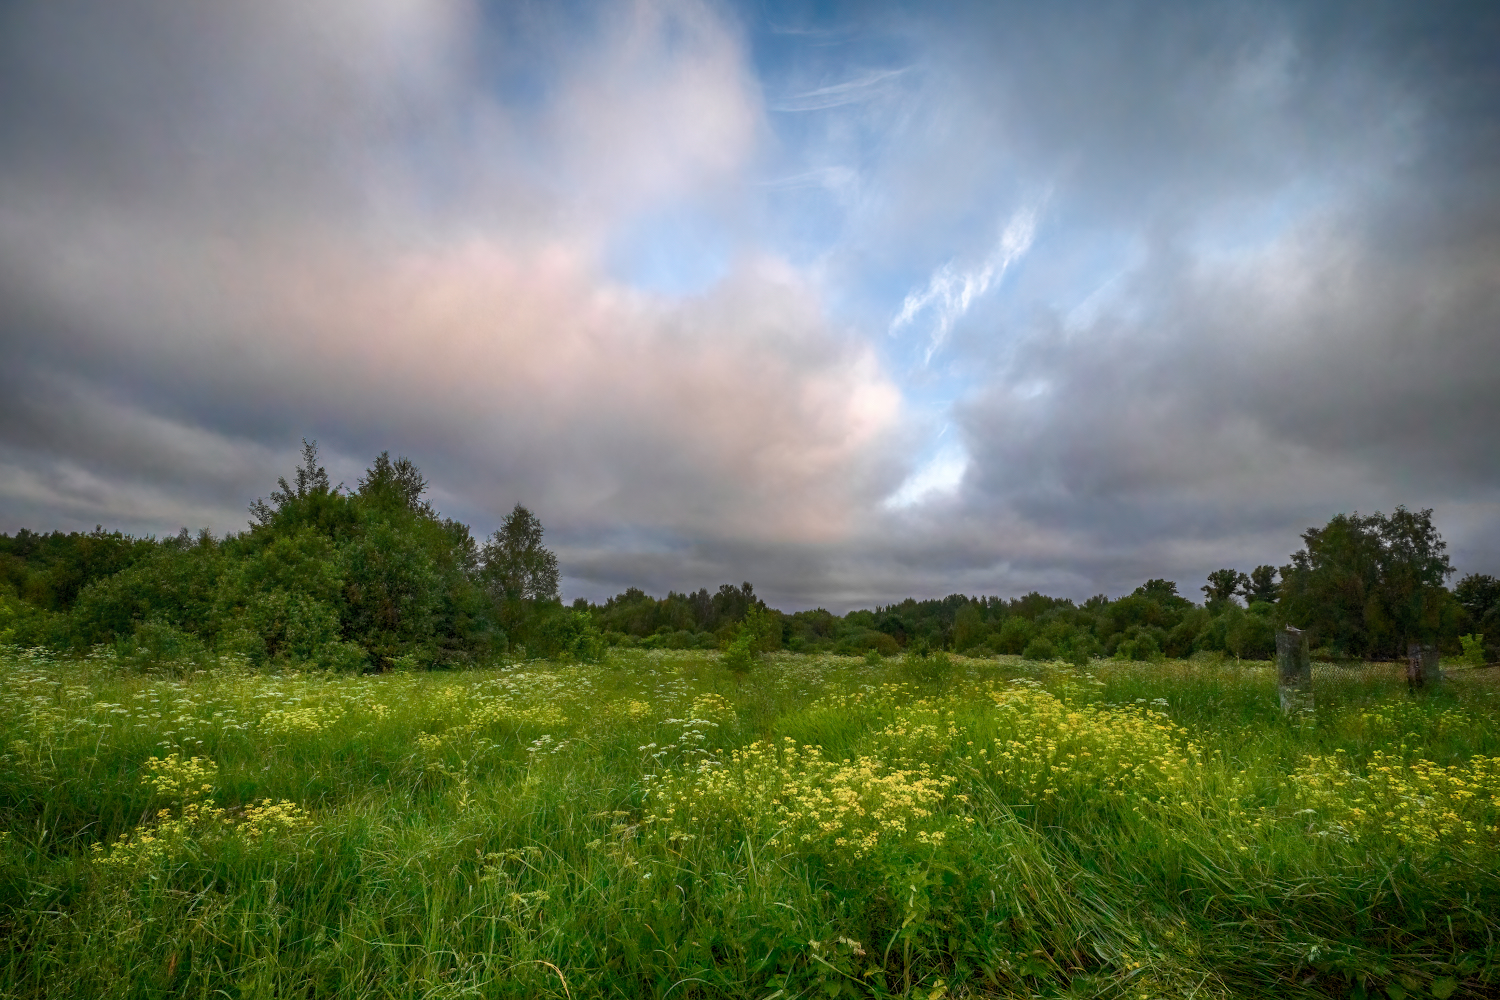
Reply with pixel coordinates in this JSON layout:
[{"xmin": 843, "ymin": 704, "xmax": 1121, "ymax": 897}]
[
  {"xmin": 1406, "ymin": 643, "xmax": 1441, "ymax": 688},
  {"xmin": 1276, "ymin": 625, "xmax": 1313, "ymax": 718}
]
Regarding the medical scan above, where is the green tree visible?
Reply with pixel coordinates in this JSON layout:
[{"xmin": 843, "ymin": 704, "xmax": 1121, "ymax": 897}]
[
  {"xmin": 480, "ymin": 505, "xmax": 560, "ymax": 604},
  {"xmin": 1280, "ymin": 507, "xmax": 1453, "ymax": 658},
  {"xmin": 1218, "ymin": 604, "xmax": 1275, "ymax": 662},
  {"xmin": 952, "ymin": 602, "xmax": 987, "ymax": 652},
  {"xmin": 535, "ymin": 609, "xmax": 605, "ymax": 663},
  {"xmin": 990, "ymin": 616, "xmax": 1033, "ymax": 654},
  {"xmin": 1201, "ymin": 569, "xmax": 1248, "ymax": 609},
  {"xmin": 357, "ymin": 452, "xmax": 430, "ymax": 513},
  {"xmin": 1279, "ymin": 513, "xmax": 1383, "ymax": 657},
  {"xmin": 1371, "ymin": 506, "xmax": 1454, "ymax": 654},
  {"xmin": 1240, "ymin": 565, "xmax": 1279, "ymax": 605},
  {"xmin": 248, "ymin": 439, "xmax": 351, "ymax": 537},
  {"xmin": 1454, "ymin": 574, "xmax": 1500, "ymax": 657},
  {"xmin": 213, "ymin": 526, "xmax": 347, "ymax": 666}
]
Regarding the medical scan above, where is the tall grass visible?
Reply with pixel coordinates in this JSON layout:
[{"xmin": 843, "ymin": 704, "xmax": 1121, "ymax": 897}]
[{"xmin": 2, "ymin": 647, "xmax": 1498, "ymax": 998}]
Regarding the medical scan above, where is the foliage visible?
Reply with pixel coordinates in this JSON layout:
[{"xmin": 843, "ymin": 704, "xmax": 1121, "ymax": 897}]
[
  {"xmin": 721, "ymin": 604, "xmax": 779, "ymax": 675},
  {"xmin": 0, "ymin": 498, "xmax": 1485, "ymax": 680},
  {"xmin": 902, "ymin": 647, "xmax": 955, "ymax": 684},
  {"xmin": 1456, "ymin": 575, "xmax": 1500, "ymax": 660},
  {"xmin": 1242, "ymin": 564, "xmax": 1280, "ymax": 605},
  {"xmin": 535, "ymin": 608, "xmax": 607, "ymax": 663},
  {"xmin": 1281, "ymin": 507, "xmax": 1455, "ymax": 658},
  {"xmin": 1201, "ymin": 567, "xmax": 1248, "ymax": 608},
  {"xmin": 1020, "ymin": 637, "xmax": 1055, "ymax": 661},
  {"xmin": 1, "ymin": 443, "xmax": 512, "ymax": 669},
  {"xmin": 480, "ymin": 504, "xmax": 560, "ymax": 604},
  {"xmin": 0, "ymin": 527, "xmax": 155, "ymax": 612}
]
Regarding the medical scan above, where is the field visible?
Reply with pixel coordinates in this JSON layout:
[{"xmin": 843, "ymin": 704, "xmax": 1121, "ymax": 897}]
[{"xmin": 2, "ymin": 649, "xmax": 1499, "ymax": 999}]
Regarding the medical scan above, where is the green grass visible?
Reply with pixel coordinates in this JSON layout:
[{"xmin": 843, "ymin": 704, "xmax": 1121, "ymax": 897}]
[{"xmin": 2, "ymin": 647, "xmax": 1499, "ymax": 998}]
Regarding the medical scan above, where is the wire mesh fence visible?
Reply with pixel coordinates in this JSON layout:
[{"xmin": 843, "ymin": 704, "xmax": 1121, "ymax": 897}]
[
  {"xmin": 1311, "ymin": 658, "xmax": 1416, "ymax": 704},
  {"xmin": 1274, "ymin": 627, "xmax": 1457, "ymax": 715}
]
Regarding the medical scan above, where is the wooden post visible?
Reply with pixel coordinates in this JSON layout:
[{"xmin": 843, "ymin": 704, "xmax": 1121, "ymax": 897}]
[
  {"xmin": 1406, "ymin": 643, "xmax": 1441, "ymax": 688},
  {"xmin": 1276, "ymin": 625, "xmax": 1313, "ymax": 718}
]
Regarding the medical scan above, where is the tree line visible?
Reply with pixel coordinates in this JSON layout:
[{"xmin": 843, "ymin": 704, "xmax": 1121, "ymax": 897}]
[
  {"xmin": 1, "ymin": 443, "xmax": 1496, "ymax": 668},
  {"xmin": 0, "ymin": 443, "xmax": 591, "ymax": 670}
]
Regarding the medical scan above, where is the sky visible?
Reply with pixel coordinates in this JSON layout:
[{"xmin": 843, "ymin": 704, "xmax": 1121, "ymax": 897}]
[{"xmin": 1, "ymin": 0, "xmax": 1497, "ymax": 611}]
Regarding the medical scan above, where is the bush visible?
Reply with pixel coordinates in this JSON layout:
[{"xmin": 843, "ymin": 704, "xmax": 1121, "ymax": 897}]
[
  {"xmin": 1113, "ymin": 628, "xmax": 1163, "ymax": 662},
  {"xmin": 119, "ymin": 616, "xmax": 208, "ymax": 671},
  {"xmin": 837, "ymin": 630, "xmax": 900, "ymax": 656},
  {"xmin": 536, "ymin": 610, "xmax": 606, "ymax": 663},
  {"xmin": 1460, "ymin": 633, "xmax": 1487, "ymax": 667},
  {"xmin": 723, "ymin": 632, "xmax": 754, "ymax": 675},
  {"xmin": 315, "ymin": 641, "xmax": 369, "ymax": 673},
  {"xmin": 1021, "ymin": 638, "xmax": 1056, "ymax": 662}
]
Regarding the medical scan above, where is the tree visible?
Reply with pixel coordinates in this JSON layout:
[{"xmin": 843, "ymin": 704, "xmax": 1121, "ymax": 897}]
[
  {"xmin": 721, "ymin": 603, "xmax": 782, "ymax": 673},
  {"xmin": 952, "ymin": 602, "xmax": 987, "ymax": 652},
  {"xmin": 1135, "ymin": 579, "xmax": 1187, "ymax": 604},
  {"xmin": 248, "ymin": 439, "xmax": 350, "ymax": 537},
  {"xmin": 250, "ymin": 439, "xmax": 330, "ymax": 525},
  {"xmin": 1279, "ymin": 513, "xmax": 1384, "ymax": 657},
  {"xmin": 356, "ymin": 452, "xmax": 430, "ymax": 513},
  {"xmin": 1280, "ymin": 507, "xmax": 1453, "ymax": 658},
  {"xmin": 1240, "ymin": 565, "xmax": 1279, "ymax": 605},
  {"xmin": 1455, "ymin": 574, "xmax": 1500, "ymax": 658},
  {"xmin": 1202, "ymin": 569, "xmax": 1248, "ymax": 608},
  {"xmin": 1371, "ymin": 506, "xmax": 1454, "ymax": 653},
  {"xmin": 480, "ymin": 505, "xmax": 560, "ymax": 603},
  {"xmin": 709, "ymin": 582, "xmax": 759, "ymax": 633}
]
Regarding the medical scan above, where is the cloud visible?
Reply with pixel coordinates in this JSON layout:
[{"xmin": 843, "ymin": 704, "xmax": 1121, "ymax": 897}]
[
  {"xmin": 0, "ymin": 1, "xmax": 903, "ymax": 541},
  {"xmin": 772, "ymin": 67, "xmax": 912, "ymax": 112},
  {"xmin": 547, "ymin": 0, "xmax": 767, "ymax": 223},
  {"xmin": 1, "ymin": 0, "xmax": 1497, "ymax": 610},
  {"xmin": 889, "ymin": 206, "xmax": 1037, "ymax": 361}
]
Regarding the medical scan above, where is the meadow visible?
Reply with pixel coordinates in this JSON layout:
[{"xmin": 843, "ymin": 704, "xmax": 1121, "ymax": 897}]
[{"xmin": 2, "ymin": 648, "xmax": 1498, "ymax": 999}]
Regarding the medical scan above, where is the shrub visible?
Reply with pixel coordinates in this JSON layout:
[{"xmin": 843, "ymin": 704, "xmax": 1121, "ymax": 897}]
[
  {"xmin": 1460, "ymin": 633, "xmax": 1487, "ymax": 667},
  {"xmin": 536, "ymin": 610, "xmax": 606, "ymax": 663},
  {"xmin": 723, "ymin": 632, "xmax": 754, "ymax": 675},
  {"xmin": 119, "ymin": 616, "xmax": 208, "ymax": 671},
  {"xmin": 1021, "ymin": 638, "xmax": 1055, "ymax": 661},
  {"xmin": 839, "ymin": 629, "xmax": 900, "ymax": 656},
  {"xmin": 1113, "ymin": 627, "xmax": 1163, "ymax": 662},
  {"xmin": 315, "ymin": 640, "xmax": 369, "ymax": 673}
]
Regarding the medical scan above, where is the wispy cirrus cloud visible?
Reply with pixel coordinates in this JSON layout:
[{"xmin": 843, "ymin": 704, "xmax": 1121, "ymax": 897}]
[
  {"xmin": 889, "ymin": 206, "xmax": 1038, "ymax": 362},
  {"xmin": 771, "ymin": 67, "xmax": 911, "ymax": 112}
]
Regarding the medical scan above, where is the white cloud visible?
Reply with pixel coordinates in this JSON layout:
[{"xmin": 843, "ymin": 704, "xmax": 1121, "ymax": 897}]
[{"xmin": 890, "ymin": 205, "xmax": 1038, "ymax": 361}]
